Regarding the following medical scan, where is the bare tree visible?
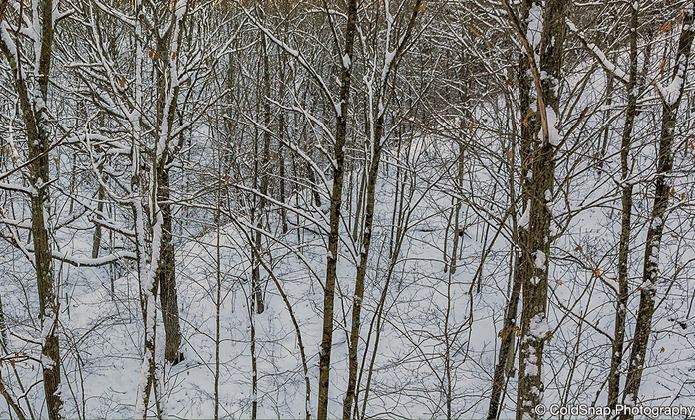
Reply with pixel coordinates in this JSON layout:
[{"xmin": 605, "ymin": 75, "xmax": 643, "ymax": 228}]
[
  {"xmin": 502, "ymin": 0, "xmax": 569, "ymax": 417},
  {"xmin": 621, "ymin": 3, "xmax": 695, "ymax": 416},
  {"xmin": 0, "ymin": 1, "xmax": 63, "ymax": 418}
]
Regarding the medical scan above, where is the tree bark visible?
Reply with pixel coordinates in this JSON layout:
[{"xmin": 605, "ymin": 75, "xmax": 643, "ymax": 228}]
[
  {"xmin": 153, "ymin": 3, "xmax": 188, "ymax": 365},
  {"xmin": 487, "ymin": 2, "xmax": 533, "ymax": 418},
  {"xmin": 157, "ymin": 170, "xmax": 183, "ymax": 364},
  {"xmin": 620, "ymin": 5, "xmax": 695, "ymax": 416},
  {"xmin": 513, "ymin": 0, "xmax": 567, "ymax": 418},
  {"xmin": 0, "ymin": 1, "xmax": 63, "ymax": 417},
  {"xmin": 607, "ymin": 2, "xmax": 639, "ymax": 410},
  {"xmin": 316, "ymin": 1, "xmax": 359, "ymax": 418}
]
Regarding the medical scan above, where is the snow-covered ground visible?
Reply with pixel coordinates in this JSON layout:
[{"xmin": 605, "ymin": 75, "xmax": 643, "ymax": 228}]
[{"xmin": 2, "ymin": 125, "xmax": 695, "ymax": 419}]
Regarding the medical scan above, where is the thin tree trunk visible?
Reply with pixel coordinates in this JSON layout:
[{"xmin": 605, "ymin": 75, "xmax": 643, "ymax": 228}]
[
  {"xmin": 0, "ymin": 370, "xmax": 27, "ymax": 420},
  {"xmin": 621, "ymin": 5, "xmax": 695, "ymax": 416},
  {"xmin": 278, "ymin": 57, "xmax": 288, "ymax": 234},
  {"xmin": 252, "ymin": 31, "xmax": 273, "ymax": 315},
  {"xmin": 449, "ymin": 143, "xmax": 464, "ymax": 274},
  {"xmin": 91, "ymin": 185, "xmax": 105, "ymax": 259},
  {"xmin": 357, "ymin": 178, "xmax": 416, "ymax": 419},
  {"xmin": 316, "ymin": 0, "xmax": 359, "ymax": 417},
  {"xmin": 487, "ymin": 2, "xmax": 533, "ymax": 418},
  {"xmin": 250, "ymin": 298, "xmax": 258, "ymax": 420},
  {"xmin": 343, "ymin": 133, "xmax": 381, "ymax": 419},
  {"xmin": 342, "ymin": 4, "xmax": 422, "ymax": 417},
  {"xmin": 607, "ymin": 2, "xmax": 639, "ymax": 410},
  {"xmin": 214, "ymin": 182, "xmax": 222, "ymax": 420}
]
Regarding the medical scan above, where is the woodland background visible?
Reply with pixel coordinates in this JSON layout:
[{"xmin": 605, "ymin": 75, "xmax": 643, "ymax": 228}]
[{"xmin": 1, "ymin": 0, "xmax": 695, "ymax": 419}]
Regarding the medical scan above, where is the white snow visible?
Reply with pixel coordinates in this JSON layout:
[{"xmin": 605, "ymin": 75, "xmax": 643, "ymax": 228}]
[
  {"xmin": 519, "ymin": 200, "xmax": 531, "ymax": 229},
  {"xmin": 533, "ymin": 250, "xmax": 547, "ymax": 271},
  {"xmin": 664, "ymin": 55, "xmax": 686, "ymax": 106},
  {"xmin": 545, "ymin": 106, "xmax": 561, "ymax": 146},
  {"xmin": 527, "ymin": 3, "xmax": 543, "ymax": 51},
  {"xmin": 566, "ymin": 18, "xmax": 629, "ymax": 83},
  {"xmin": 529, "ymin": 313, "xmax": 550, "ymax": 339}
]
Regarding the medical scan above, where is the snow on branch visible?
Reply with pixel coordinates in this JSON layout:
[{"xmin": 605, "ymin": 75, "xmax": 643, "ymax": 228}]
[
  {"xmin": 241, "ymin": 7, "xmax": 339, "ymax": 116},
  {"xmin": 39, "ymin": 249, "xmax": 137, "ymax": 267},
  {"xmin": 51, "ymin": 250, "xmax": 137, "ymax": 267},
  {"xmin": 565, "ymin": 18, "xmax": 629, "ymax": 84}
]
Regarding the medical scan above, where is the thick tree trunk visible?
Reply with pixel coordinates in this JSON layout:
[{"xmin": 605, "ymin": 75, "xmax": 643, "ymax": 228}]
[
  {"xmin": 0, "ymin": 0, "xmax": 63, "ymax": 417},
  {"xmin": 36, "ymin": 0, "xmax": 63, "ymax": 414},
  {"xmin": 157, "ymin": 170, "xmax": 183, "ymax": 364},
  {"xmin": 514, "ymin": 0, "xmax": 567, "ymax": 418},
  {"xmin": 153, "ymin": 4, "xmax": 188, "ymax": 365},
  {"xmin": 32, "ymin": 181, "xmax": 62, "ymax": 420}
]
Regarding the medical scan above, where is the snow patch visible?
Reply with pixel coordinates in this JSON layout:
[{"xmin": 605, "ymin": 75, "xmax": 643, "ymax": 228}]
[
  {"xmin": 545, "ymin": 106, "xmax": 561, "ymax": 146},
  {"xmin": 533, "ymin": 250, "xmax": 546, "ymax": 271},
  {"xmin": 527, "ymin": 3, "xmax": 543, "ymax": 51}
]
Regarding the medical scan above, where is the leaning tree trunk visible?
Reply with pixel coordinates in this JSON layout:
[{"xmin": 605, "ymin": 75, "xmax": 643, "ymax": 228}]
[
  {"xmin": 316, "ymin": 1, "xmax": 359, "ymax": 418},
  {"xmin": 342, "ymin": 3, "xmax": 422, "ymax": 417},
  {"xmin": 621, "ymin": 5, "xmax": 695, "ymax": 417}
]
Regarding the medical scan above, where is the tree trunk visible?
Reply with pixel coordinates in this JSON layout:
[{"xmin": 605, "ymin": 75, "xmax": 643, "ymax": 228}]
[
  {"xmin": 607, "ymin": 2, "xmax": 639, "ymax": 410},
  {"xmin": 514, "ymin": 0, "xmax": 567, "ymax": 418},
  {"xmin": 487, "ymin": 2, "xmax": 533, "ymax": 418},
  {"xmin": 621, "ymin": 5, "xmax": 695, "ymax": 416},
  {"xmin": 278, "ymin": 57, "xmax": 288, "ymax": 234},
  {"xmin": 343, "ymin": 127, "xmax": 381, "ymax": 420},
  {"xmin": 0, "ymin": 0, "xmax": 63, "ymax": 417},
  {"xmin": 92, "ymin": 185, "xmax": 105, "ymax": 259},
  {"xmin": 157, "ymin": 170, "xmax": 183, "ymax": 364},
  {"xmin": 342, "ymin": 5, "xmax": 422, "ymax": 416},
  {"xmin": 316, "ymin": 1, "xmax": 359, "ymax": 417},
  {"xmin": 153, "ymin": 3, "xmax": 188, "ymax": 365}
]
